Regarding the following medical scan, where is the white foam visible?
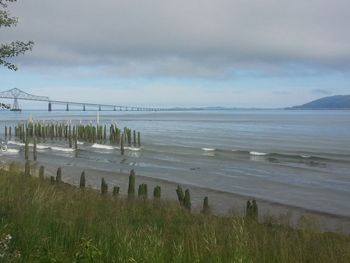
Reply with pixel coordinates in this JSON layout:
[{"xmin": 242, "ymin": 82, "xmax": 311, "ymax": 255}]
[
  {"xmin": 50, "ymin": 146, "xmax": 75, "ymax": 152},
  {"xmin": 250, "ymin": 151, "xmax": 268, "ymax": 156},
  {"xmin": 8, "ymin": 141, "xmax": 50, "ymax": 150},
  {"xmin": 2, "ymin": 148, "xmax": 19, "ymax": 154},
  {"xmin": 125, "ymin": 147, "xmax": 141, "ymax": 151},
  {"xmin": 7, "ymin": 141, "xmax": 24, "ymax": 146},
  {"xmin": 201, "ymin": 148, "xmax": 216, "ymax": 151},
  {"xmin": 37, "ymin": 145, "xmax": 50, "ymax": 150},
  {"xmin": 91, "ymin": 143, "xmax": 114, "ymax": 150},
  {"xmin": 301, "ymin": 155, "xmax": 311, "ymax": 158},
  {"xmin": 77, "ymin": 141, "xmax": 84, "ymax": 145}
]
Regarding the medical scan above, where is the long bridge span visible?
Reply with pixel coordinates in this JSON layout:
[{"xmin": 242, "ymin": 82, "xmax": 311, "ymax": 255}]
[{"xmin": 0, "ymin": 88, "xmax": 166, "ymax": 112}]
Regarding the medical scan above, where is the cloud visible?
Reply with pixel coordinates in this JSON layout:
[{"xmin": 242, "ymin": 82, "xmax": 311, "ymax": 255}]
[{"xmin": 1, "ymin": 0, "xmax": 350, "ymax": 78}]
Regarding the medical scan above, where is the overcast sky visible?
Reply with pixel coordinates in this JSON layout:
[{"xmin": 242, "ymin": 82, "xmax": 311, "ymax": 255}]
[{"xmin": 1, "ymin": 0, "xmax": 349, "ymax": 107}]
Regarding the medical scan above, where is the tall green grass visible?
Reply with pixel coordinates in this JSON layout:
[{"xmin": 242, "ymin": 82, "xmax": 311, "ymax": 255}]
[{"xmin": 0, "ymin": 167, "xmax": 349, "ymax": 262}]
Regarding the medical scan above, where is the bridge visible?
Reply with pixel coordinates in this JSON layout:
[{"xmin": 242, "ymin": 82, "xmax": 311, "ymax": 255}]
[{"xmin": 0, "ymin": 88, "xmax": 165, "ymax": 112}]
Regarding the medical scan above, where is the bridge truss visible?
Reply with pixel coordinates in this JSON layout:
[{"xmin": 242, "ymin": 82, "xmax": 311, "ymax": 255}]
[
  {"xmin": 0, "ymin": 88, "xmax": 50, "ymax": 111},
  {"xmin": 0, "ymin": 88, "xmax": 164, "ymax": 111}
]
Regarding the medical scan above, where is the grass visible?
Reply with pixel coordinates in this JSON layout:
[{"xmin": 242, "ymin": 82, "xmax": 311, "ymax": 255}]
[{"xmin": 0, "ymin": 166, "xmax": 349, "ymax": 262}]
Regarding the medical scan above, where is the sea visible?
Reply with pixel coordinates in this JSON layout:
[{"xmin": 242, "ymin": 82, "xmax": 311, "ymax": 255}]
[{"xmin": 0, "ymin": 109, "xmax": 350, "ymax": 217}]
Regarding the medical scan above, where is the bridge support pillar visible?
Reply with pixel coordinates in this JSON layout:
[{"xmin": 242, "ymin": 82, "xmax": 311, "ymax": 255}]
[
  {"xmin": 66, "ymin": 104, "xmax": 69, "ymax": 111},
  {"xmin": 99, "ymin": 105, "xmax": 101, "ymax": 111},
  {"xmin": 83, "ymin": 105, "xmax": 86, "ymax": 111},
  {"xmin": 113, "ymin": 106, "xmax": 116, "ymax": 111},
  {"xmin": 48, "ymin": 102, "xmax": 52, "ymax": 112}
]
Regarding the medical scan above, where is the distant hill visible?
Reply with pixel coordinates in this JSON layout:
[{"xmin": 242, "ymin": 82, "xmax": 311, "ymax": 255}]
[{"xmin": 290, "ymin": 95, "xmax": 350, "ymax": 109}]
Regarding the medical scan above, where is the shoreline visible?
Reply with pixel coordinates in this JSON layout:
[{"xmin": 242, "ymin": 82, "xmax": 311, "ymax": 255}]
[{"xmin": 2, "ymin": 155, "xmax": 350, "ymax": 234}]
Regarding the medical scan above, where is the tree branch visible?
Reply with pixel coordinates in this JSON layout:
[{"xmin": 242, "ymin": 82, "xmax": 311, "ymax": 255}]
[
  {"xmin": 0, "ymin": 41, "xmax": 34, "ymax": 70},
  {"xmin": 0, "ymin": 10, "xmax": 17, "ymax": 27},
  {"xmin": 0, "ymin": 0, "xmax": 17, "ymax": 9}
]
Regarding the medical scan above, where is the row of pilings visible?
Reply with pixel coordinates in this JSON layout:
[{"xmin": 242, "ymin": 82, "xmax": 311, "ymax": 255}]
[
  {"xmin": 21, "ymin": 163, "xmax": 222, "ymax": 215},
  {"xmin": 5, "ymin": 121, "xmax": 141, "ymax": 156},
  {"xmin": 22, "ymin": 162, "xmax": 258, "ymax": 218}
]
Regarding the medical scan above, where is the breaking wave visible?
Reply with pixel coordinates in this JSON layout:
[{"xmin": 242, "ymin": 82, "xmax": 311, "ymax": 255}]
[
  {"xmin": 250, "ymin": 151, "xmax": 268, "ymax": 156},
  {"xmin": 91, "ymin": 143, "xmax": 115, "ymax": 150},
  {"xmin": 201, "ymin": 148, "xmax": 216, "ymax": 152}
]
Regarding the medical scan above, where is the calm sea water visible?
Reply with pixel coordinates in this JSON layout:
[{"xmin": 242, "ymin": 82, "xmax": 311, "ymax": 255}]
[{"xmin": 1, "ymin": 110, "xmax": 350, "ymax": 216}]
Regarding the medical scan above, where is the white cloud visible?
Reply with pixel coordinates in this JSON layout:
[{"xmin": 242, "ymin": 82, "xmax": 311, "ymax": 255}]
[{"xmin": 1, "ymin": 0, "xmax": 350, "ymax": 78}]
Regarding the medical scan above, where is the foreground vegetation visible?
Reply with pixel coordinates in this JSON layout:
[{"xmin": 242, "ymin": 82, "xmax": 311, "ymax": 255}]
[{"xmin": 0, "ymin": 167, "xmax": 349, "ymax": 262}]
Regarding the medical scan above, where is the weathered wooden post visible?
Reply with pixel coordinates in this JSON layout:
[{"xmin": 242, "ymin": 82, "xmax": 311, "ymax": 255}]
[
  {"xmin": 74, "ymin": 136, "xmax": 78, "ymax": 150},
  {"xmin": 138, "ymin": 184, "xmax": 148, "ymax": 199},
  {"xmin": 202, "ymin": 196, "xmax": 210, "ymax": 215},
  {"xmin": 137, "ymin": 132, "xmax": 141, "ymax": 147},
  {"xmin": 184, "ymin": 189, "xmax": 191, "ymax": 211},
  {"xmin": 101, "ymin": 177, "xmax": 108, "ymax": 194},
  {"xmin": 4, "ymin": 126, "xmax": 7, "ymax": 137},
  {"xmin": 68, "ymin": 135, "xmax": 72, "ymax": 148},
  {"xmin": 24, "ymin": 160, "xmax": 30, "ymax": 176},
  {"xmin": 133, "ymin": 130, "xmax": 136, "ymax": 146},
  {"xmin": 103, "ymin": 125, "xmax": 107, "ymax": 141},
  {"xmin": 8, "ymin": 126, "xmax": 11, "ymax": 137},
  {"xmin": 21, "ymin": 125, "xmax": 25, "ymax": 142},
  {"xmin": 176, "ymin": 185, "xmax": 185, "ymax": 205},
  {"xmin": 56, "ymin": 167, "xmax": 62, "ymax": 184},
  {"xmin": 128, "ymin": 169, "xmax": 136, "ymax": 198},
  {"xmin": 80, "ymin": 171, "xmax": 86, "ymax": 189},
  {"xmin": 50, "ymin": 176, "xmax": 55, "ymax": 184},
  {"xmin": 24, "ymin": 136, "xmax": 29, "ymax": 160},
  {"xmin": 120, "ymin": 133, "xmax": 125, "ymax": 155},
  {"xmin": 33, "ymin": 137, "xmax": 37, "ymax": 161},
  {"xmin": 153, "ymin": 186, "xmax": 161, "ymax": 199},
  {"xmin": 39, "ymin": 166, "xmax": 44, "ymax": 180},
  {"xmin": 127, "ymin": 129, "xmax": 132, "ymax": 146}
]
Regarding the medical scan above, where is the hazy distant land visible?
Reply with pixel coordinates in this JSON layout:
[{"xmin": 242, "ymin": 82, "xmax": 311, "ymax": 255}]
[
  {"xmin": 288, "ymin": 95, "xmax": 350, "ymax": 110},
  {"xmin": 165, "ymin": 95, "xmax": 350, "ymax": 111}
]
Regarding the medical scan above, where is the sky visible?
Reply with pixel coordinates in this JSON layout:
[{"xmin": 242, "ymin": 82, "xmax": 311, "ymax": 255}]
[{"xmin": 0, "ymin": 0, "xmax": 349, "ymax": 108}]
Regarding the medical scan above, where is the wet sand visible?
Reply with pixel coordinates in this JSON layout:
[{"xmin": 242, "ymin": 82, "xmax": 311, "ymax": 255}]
[{"xmin": 1, "ymin": 155, "xmax": 350, "ymax": 234}]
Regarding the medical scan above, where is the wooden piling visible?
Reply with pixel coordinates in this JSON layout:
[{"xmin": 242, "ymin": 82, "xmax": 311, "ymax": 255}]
[
  {"xmin": 202, "ymin": 196, "xmax": 210, "ymax": 214},
  {"xmin": 184, "ymin": 189, "xmax": 191, "ymax": 211},
  {"xmin": 101, "ymin": 177, "xmax": 108, "ymax": 194},
  {"xmin": 80, "ymin": 171, "xmax": 86, "ymax": 189},
  {"xmin": 56, "ymin": 167, "xmax": 62, "ymax": 184},
  {"xmin": 176, "ymin": 185, "xmax": 185, "ymax": 205},
  {"xmin": 153, "ymin": 186, "xmax": 161, "ymax": 199},
  {"xmin": 24, "ymin": 160, "xmax": 30, "ymax": 176},
  {"xmin": 33, "ymin": 137, "xmax": 37, "ymax": 161},
  {"xmin": 128, "ymin": 169, "xmax": 136, "ymax": 198}
]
